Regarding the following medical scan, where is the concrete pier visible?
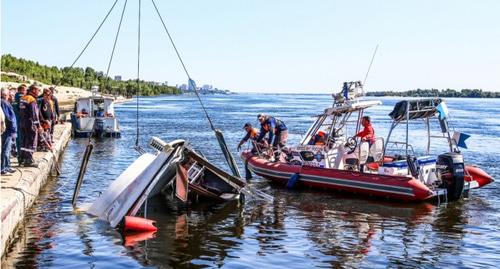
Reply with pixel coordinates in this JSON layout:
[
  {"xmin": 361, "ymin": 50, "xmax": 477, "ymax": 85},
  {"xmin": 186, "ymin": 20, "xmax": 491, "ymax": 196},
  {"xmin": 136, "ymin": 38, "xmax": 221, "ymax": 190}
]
[{"xmin": 0, "ymin": 123, "xmax": 72, "ymax": 258}]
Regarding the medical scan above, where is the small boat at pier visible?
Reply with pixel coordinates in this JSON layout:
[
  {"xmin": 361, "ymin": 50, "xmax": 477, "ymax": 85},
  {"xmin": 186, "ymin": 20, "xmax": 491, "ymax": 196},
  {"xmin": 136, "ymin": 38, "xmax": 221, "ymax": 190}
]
[
  {"xmin": 242, "ymin": 81, "xmax": 494, "ymax": 202},
  {"xmin": 70, "ymin": 87, "xmax": 121, "ymax": 138}
]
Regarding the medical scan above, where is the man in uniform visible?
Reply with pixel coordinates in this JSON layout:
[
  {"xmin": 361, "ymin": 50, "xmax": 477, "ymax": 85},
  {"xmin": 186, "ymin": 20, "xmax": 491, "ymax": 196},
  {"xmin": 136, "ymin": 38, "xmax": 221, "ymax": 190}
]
[
  {"xmin": 19, "ymin": 85, "xmax": 43, "ymax": 167},
  {"xmin": 256, "ymin": 113, "xmax": 288, "ymax": 161}
]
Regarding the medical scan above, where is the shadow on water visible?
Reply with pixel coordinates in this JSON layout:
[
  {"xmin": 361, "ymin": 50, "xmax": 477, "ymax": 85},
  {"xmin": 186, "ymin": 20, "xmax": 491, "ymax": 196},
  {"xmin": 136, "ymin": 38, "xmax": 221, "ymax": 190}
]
[{"xmin": 2, "ymin": 95, "xmax": 499, "ymax": 268}]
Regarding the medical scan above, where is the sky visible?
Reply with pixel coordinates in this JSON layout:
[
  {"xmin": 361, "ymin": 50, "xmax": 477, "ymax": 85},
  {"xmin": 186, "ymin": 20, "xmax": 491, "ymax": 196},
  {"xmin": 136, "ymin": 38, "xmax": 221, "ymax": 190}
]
[{"xmin": 1, "ymin": 0, "xmax": 500, "ymax": 93}]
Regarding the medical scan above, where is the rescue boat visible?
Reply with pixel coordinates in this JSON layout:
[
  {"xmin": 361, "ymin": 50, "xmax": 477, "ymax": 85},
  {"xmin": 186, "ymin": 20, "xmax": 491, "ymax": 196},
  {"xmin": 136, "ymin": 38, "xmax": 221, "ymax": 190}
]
[{"xmin": 242, "ymin": 81, "xmax": 494, "ymax": 202}]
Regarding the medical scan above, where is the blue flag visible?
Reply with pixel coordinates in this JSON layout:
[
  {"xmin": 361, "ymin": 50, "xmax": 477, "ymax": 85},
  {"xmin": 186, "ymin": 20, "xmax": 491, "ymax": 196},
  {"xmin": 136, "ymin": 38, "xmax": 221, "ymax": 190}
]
[
  {"xmin": 436, "ymin": 101, "xmax": 449, "ymax": 120},
  {"xmin": 453, "ymin": 131, "xmax": 471, "ymax": 149}
]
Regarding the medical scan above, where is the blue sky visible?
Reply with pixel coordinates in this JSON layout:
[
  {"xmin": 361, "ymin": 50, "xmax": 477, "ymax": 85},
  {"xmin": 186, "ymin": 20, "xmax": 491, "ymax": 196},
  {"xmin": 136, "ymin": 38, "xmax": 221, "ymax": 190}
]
[{"xmin": 2, "ymin": 0, "xmax": 499, "ymax": 93}]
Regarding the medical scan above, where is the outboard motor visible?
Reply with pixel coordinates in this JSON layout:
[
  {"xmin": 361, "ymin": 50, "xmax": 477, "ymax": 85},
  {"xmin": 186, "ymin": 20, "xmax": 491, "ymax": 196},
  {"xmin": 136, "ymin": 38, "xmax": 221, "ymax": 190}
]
[
  {"xmin": 437, "ymin": 152, "xmax": 465, "ymax": 201},
  {"xmin": 95, "ymin": 118, "xmax": 105, "ymax": 137}
]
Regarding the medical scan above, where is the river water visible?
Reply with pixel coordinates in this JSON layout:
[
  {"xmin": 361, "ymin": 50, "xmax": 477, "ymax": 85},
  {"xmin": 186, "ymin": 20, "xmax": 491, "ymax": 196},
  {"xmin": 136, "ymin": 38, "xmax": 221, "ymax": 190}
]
[{"xmin": 2, "ymin": 94, "xmax": 499, "ymax": 268}]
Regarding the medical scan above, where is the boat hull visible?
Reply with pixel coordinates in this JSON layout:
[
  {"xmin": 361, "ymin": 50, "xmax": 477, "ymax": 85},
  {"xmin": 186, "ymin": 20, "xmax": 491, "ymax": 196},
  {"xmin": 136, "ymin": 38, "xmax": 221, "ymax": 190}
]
[{"xmin": 243, "ymin": 152, "xmax": 436, "ymax": 202}]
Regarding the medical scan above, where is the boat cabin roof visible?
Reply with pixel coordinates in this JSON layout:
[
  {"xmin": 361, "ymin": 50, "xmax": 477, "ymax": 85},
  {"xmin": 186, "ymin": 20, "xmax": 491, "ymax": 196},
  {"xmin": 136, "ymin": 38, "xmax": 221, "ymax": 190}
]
[
  {"xmin": 389, "ymin": 98, "xmax": 442, "ymax": 121},
  {"xmin": 321, "ymin": 100, "xmax": 382, "ymax": 116}
]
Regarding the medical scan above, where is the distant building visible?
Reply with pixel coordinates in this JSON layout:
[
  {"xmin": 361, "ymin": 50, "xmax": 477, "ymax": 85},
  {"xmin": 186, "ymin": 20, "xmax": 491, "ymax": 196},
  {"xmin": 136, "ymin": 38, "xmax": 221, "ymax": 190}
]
[
  {"xmin": 201, "ymin": 84, "xmax": 213, "ymax": 91},
  {"xmin": 114, "ymin": 75, "xmax": 122, "ymax": 81},
  {"xmin": 178, "ymin": 84, "xmax": 188, "ymax": 91}
]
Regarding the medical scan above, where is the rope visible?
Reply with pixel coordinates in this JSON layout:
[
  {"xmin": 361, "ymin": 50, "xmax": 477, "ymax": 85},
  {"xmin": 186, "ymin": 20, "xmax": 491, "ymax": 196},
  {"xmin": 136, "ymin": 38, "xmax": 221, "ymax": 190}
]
[
  {"xmin": 54, "ymin": 0, "xmax": 119, "ymax": 90},
  {"xmin": 105, "ymin": 0, "xmax": 128, "ymax": 81},
  {"xmin": 135, "ymin": 0, "xmax": 142, "ymax": 146},
  {"xmin": 150, "ymin": 0, "xmax": 215, "ymax": 130},
  {"xmin": 363, "ymin": 44, "xmax": 379, "ymax": 86}
]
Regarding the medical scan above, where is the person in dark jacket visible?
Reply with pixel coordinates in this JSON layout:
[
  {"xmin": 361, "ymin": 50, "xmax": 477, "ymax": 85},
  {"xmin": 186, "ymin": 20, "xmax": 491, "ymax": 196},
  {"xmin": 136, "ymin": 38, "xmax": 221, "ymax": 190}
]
[
  {"xmin": 49, "ymin": 86, "xmax": 61, "ymax": 129},
  {"xmin": 1, "ymin": 88, "xmax": 17, "ymax": 174},
  {"xmin": 256, "ymin": 113, "xmax": 288, "ymax": 161},
  {"xmin": 39, "ymin": 88, "xmax": 54, "ymax": 149},
  {"xmin": 12, "ymin": 84, "xmax": 26, "ymax": 164},
  {"xmin": 19, "ymin": 85, "xmax": 43, "ymax": 167}
]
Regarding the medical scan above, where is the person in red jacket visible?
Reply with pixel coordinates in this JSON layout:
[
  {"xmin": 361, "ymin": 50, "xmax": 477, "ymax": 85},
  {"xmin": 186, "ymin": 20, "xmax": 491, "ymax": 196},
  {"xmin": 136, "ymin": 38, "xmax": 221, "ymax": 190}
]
[{"xmin": 355, "ymin": 116, "xmax": 375, "ymax": 145}]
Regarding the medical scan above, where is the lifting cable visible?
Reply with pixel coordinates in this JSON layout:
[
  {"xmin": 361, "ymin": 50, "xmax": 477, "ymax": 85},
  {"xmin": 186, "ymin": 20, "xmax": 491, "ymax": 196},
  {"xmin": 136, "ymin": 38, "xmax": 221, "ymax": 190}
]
[
  {"xmin": 150, "ymin": 0, "xmax": 240, "ymax": 177},
  {"xmin": 56, "ymin": 0, "xmax": 120, "ymax": 90},
  {"xmin": 73, "ymin": 0, "xmax": 127, "ymax": 207},
  {"xmin": 150, "ymin": 0, "xmax": 215, "ymax": 130},
  {"xmin": 135, "ymin": 0, "xmax": 142, "ymax": 148}
]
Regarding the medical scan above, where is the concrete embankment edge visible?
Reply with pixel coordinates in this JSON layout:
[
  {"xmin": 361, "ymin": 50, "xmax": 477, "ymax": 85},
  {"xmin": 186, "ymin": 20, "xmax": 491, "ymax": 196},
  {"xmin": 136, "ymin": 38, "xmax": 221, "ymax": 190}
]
[{"xmin": 0, "ymin": 123, "xmax": 72, "ymax": 258}]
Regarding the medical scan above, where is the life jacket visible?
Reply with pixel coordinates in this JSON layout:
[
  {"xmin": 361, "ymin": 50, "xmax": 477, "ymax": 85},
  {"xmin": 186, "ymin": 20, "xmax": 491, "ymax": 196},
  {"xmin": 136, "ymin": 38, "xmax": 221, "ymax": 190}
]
[{"xmin": 249, "ymin": 128, "xmax": 259, "ymax": 139}]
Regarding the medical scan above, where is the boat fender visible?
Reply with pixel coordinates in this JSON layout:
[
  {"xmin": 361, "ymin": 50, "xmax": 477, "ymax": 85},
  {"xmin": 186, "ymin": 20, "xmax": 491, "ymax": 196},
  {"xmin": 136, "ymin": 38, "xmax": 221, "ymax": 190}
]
[
  {"xmin": 123, "ymin": 216, "xmax": 158, "ymax": 232},
  {"xmin": 287, "ymin": 173, "xmax": 300, "ymax": 189}
]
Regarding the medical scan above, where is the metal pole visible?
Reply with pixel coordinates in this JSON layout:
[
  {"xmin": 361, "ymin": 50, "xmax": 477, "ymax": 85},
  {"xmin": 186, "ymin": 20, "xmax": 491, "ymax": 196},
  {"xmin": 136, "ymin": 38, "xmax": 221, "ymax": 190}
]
[
  {"xmin": 426, "ymin": 117, "xmax": 431, "ymax": 155},
  {"xmin": 406, "ymin": 102, "xmax": 410, "ymax": 156}
]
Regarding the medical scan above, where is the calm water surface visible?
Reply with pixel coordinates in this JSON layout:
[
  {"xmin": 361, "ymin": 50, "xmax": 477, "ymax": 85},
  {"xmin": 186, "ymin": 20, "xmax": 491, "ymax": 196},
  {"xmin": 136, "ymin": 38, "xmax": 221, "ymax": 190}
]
[{"xmin": 2, "ymin": 94, "xmax": 499, "ymax": 268}]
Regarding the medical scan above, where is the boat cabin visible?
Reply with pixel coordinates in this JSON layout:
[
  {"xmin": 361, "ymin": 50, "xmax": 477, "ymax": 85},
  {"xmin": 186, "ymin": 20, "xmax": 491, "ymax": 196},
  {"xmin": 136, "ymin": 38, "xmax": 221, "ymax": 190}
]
[{"xmin": 71, "ymin": 95, "xmax": 121, "ymax": 138}]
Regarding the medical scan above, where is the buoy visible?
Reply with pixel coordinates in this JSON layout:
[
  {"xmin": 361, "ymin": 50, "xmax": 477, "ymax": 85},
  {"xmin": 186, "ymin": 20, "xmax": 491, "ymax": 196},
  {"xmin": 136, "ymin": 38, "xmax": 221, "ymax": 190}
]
[
  {"xmin": 123, "ymin": 216, "xmax": 157, "ymax": 232},
  {"xmin": 287, "ymin": 173, "xmax": 300, "ymax": 189}
]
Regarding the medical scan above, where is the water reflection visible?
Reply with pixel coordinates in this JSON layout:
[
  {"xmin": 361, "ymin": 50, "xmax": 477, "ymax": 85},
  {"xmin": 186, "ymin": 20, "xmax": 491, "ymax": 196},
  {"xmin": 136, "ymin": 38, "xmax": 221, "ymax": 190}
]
[{"xmin": 3, "ymin": 95, "xmax": 499, "ymax": 268}]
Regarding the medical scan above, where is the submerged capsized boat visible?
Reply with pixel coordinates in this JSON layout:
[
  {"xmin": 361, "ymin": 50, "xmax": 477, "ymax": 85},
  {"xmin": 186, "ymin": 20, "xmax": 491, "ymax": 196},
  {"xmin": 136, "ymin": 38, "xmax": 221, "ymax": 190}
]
[
  {"xmin": 242, "ymin": 81, "xmax": 494, "ymax": 202},
  {"xmin": 88, "ymin": 137, "xmax": 245, "ymax": 228}
]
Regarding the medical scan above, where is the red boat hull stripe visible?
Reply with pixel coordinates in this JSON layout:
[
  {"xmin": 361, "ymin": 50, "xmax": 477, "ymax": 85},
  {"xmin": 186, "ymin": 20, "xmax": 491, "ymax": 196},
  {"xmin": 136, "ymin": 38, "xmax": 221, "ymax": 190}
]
[{"xmin": 247, "ymin": 162, "xmax": 416, "ymax": 197}]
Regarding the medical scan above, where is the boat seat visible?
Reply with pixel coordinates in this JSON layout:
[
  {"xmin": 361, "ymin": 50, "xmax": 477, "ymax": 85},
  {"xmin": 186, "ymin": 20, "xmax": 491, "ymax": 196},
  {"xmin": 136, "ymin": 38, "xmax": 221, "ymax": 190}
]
[
  {"xmin": 368, "ymin": 137, "xmax": 384, "ymax": 163},
  {"xmin": 358, "ymin": 141, "xmax": 370, "ymax": 165}
]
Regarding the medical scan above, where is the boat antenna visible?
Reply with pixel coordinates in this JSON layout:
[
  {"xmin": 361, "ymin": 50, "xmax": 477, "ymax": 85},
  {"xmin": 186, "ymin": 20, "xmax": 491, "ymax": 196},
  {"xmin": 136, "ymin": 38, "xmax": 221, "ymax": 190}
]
[{"xmin": 363, "ymin": 44, "xmax": 379, "ymax": 86}]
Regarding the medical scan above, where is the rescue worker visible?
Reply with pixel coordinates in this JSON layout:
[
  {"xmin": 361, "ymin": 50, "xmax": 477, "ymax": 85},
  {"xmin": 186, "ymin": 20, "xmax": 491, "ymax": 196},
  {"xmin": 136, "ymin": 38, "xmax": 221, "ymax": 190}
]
[
  {"xmin": 355, "ymin": 116, "xmax": 375, "ymax": 145},
  {"xmin": 19, "ymin": 85, "xmax": 43, "ymax": 167},
  {"xmin": 237, "ymin": 122, "xmax": 267, "ymax": 153},
  {"xmin": 256, "ymin": 113, "xmax": 288, "ymax": 161},
  {"xmin": 309, "ymin": 130, "xmax": 327, "ymax": 146}
]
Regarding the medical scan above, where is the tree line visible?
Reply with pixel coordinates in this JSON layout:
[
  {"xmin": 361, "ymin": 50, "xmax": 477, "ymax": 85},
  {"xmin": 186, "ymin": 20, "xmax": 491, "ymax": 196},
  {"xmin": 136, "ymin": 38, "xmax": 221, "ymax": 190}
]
[
  {"xmin": 366, "ymin": 88, "xmax": 499, "ymax": 98},
  {"xmin": 1, "ymin": 54, "xmax": 182, "ymax": 97}
]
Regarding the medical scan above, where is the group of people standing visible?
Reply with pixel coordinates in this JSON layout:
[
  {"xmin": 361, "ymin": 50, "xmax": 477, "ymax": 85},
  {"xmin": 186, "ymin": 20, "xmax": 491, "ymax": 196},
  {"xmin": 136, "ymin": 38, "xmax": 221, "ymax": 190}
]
[{"xmin": 0, "ymin": 84, "xmax": 61, "ymax": 175}]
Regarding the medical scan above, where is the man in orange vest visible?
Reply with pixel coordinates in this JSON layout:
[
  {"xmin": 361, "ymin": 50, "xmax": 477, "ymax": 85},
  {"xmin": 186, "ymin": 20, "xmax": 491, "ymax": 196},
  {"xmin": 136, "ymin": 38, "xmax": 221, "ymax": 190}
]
[
  {"xmin": 19, "ymin": 85, "xmax": 43, "ymax": 167},
  {"xmin": 309, "ymin": 130, "xmax": 327, "ymax": 146},
  {"xmin": 237, "ymin": 122, "xmax": 260, "ymax": 152},
  {"xmin": 355, "ymin": 116, "xmax": 375, "ymax": 145}
]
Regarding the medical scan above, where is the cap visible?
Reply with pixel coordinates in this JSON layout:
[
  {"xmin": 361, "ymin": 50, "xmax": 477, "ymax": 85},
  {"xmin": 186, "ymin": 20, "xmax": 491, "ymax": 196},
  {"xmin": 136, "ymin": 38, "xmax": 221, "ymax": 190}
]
[{"xmin": 243, "ymin": 122, "xmax": 252, "ymax": 129}]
